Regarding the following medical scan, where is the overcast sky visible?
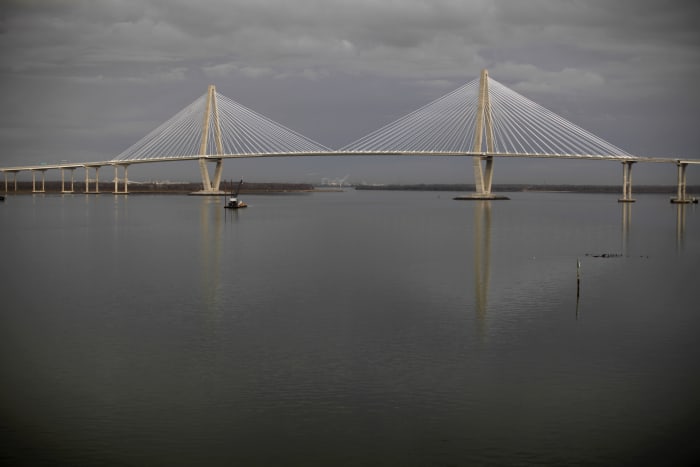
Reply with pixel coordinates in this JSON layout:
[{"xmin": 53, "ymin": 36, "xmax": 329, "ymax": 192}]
[{"xmin": 1, "ymin": 0, "xmax": 699, "ymax": 185}]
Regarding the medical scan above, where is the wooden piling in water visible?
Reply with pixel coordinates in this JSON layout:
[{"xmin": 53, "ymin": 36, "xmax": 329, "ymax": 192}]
[{"xmin": 576, "ymin": 258, "xmax": 581, "ymax": 298}]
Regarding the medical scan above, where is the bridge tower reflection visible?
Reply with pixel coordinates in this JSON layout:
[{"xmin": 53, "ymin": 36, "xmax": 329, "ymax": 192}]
[
  {"xmin": 473, "ymin": 201, "xmax": 492, "ymax": 336},
  {"xmin": 676, "ymin": 204, "xmax": 687, "ymax": 252},
  {"xmin": 621, "ymin": 202, "xmax": 632, "ymax": 256},
  {"xmin": 200, "ymin": 197, "xmax": 225, "ymax": 318}
]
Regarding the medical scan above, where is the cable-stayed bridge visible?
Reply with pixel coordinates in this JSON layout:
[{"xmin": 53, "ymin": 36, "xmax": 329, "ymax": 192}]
[{"xmin": 2, "ymin": 70, "xmax": 697, "ymax": 202}]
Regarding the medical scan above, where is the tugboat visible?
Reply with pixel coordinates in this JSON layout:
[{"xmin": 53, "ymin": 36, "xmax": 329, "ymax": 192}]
[{"xmin": 224, "ymin": 179, "xmax": 247, "ymax": 209}]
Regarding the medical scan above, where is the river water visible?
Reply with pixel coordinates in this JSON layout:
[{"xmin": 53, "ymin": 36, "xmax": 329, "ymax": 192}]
[{"xmin": 1, "ymin": 190, "xmax": 699, "ymax": 466}]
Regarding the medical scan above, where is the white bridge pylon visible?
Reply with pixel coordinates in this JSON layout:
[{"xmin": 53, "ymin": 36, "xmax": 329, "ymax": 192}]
[
  {"xmin": 342, "ymin": 69, "xmax": 635, "ymax": 198},
  {"xmin": 111, "ymin": 85, "xmax": 332, "ymax": 192}
]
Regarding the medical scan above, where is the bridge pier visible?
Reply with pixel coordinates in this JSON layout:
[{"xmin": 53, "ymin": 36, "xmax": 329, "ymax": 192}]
[
  {"xmin": 671, "ymin": 161, "xmax": 697, "ymax": 203},
  {"xmin": 618, "ymin": 161, "xmax": 636, "ymax": 203},
  {"xmin": 32, "ymin": 169, "xmax": 47, "ymax": 193},
  {"xmin": 61, "ymin": 167, "xmax": 75, "ymax": 193},
  {"xmin": 84, "ymin": 166, "xmax": 101, "ymax": 194},
  {"xmin": 113, "ymin": 164, "xmax": 130, "ymax": 194},
  {"xmin": 9, "ymin": 171, "xmax": 18, "ymax": 192}
]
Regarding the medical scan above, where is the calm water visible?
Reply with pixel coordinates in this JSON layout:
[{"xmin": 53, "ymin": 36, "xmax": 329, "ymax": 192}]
[{"xmin": 1, "ymin": 190, "xmax": 699, "ymax": 466}]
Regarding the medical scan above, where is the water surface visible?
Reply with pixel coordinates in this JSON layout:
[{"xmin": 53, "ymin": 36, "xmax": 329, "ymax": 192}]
[{"xmin": 1, "ymin": 191, "xmax": 699, "ymax": 465}]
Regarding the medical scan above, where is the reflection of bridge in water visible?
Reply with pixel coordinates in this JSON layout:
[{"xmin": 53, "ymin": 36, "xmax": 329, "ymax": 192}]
[
  {"xmin": 2, "ymin": 70, "xmax": 698, "ymax": 203},
  {"xmin": 473, "ymin": 202, "xmax": 491, "ymax": 336},
  {"xmin": 471, "ymin": 198, "xmax": 692, "ymax": 331}
]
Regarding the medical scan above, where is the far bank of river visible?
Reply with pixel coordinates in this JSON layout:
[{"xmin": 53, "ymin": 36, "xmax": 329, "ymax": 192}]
[
  {"xmin": 355, "ymin": 183, "xmax": 700, "ymax": 194},
  {"xmin": 3, "ymin": 180, "xmax": 698, "ymax": 195}
]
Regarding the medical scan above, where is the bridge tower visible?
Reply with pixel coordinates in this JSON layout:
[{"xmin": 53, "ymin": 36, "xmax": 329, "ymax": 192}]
[
  {"xmin": 195, "ymin": 85, "xmax": 225, "ymax": 194},
  {"xmin": 472, "ymin": 69, "xmax": 495, "ymax": 198},
  {"xmin": 456, "ymin": 69, "xmax": 507, "ymax": 200}
]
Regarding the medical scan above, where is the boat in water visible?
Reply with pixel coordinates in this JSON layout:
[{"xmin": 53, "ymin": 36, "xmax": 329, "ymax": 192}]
[{"xmin": 224, "ymin": 179, "xmax": 247, "ymax": 209}]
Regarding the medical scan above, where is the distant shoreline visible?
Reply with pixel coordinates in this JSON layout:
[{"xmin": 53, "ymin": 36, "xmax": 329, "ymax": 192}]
[
  {"xmin": 2, "ymin": 181, "xmax": 317, "ymax": 194},
  {"xmin": 3, "ymin": 181, "xmax": 697, "ymax": 195},
  {"xmin": 355, "ymin": 183, "xmax": 699, "ymax": 194}
]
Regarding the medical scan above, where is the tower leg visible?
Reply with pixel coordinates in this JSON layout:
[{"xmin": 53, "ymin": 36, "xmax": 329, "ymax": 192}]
[
  {"xmin": 198, "ymin": 158, "xmax": 213, "ymax": 191},
  {"xmin": 211, "ymin": 159, "xmax": 224, "ymax": 192},
  {"xmin": 473, "ymin": 157, "xmax": 485, "ymax": 195},
  {"xmin": 483, "ymin": 156, "xmax": 494, "ymax": 194}
]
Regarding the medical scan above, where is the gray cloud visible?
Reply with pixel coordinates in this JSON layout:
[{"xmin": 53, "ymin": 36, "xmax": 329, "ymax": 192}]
[{"xmin": 1, "ymin": 0, "xmax": 698, "ymax": 184}]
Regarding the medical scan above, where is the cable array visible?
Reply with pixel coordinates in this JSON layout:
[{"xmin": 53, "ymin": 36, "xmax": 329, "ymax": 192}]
[
  {"xmin": 112, "ymin": 94, "xmax": 208, "ymax": 161},
  {"xmin": 488, "ymin": 78, "xmax": 632, "ymax": 159},
  {"xmin": 341, "ymin": 78, "xmax": 481, "ymax": 153},
  {"xmin": 342, "ymin": 77, "xmax": 632, "ymax": 159},
  {"xmin": 112, "ymin": 76, "xmax": 633, "ymax": 162},
  {"xmin": 112, "ymin": 91, "xmax": 330, "ymax": 162},
  {"xmin": 214, "ymin": 93, "xmax": 331, "ymax": 155}
]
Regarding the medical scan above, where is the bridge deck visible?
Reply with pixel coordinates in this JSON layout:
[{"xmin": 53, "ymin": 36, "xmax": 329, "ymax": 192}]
[{"xmin": 1, "ymin": 151, "xmax": 696, "ymax": 173}]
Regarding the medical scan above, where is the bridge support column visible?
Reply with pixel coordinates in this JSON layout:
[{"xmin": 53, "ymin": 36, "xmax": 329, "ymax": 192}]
[
  {"xmin": 61, "ymin": 168, "xmax": 75, "ymax": 193},
  {"xmin": 113, "ymin": 165, "xmax": 129, "ymax": 194},
  {"xmin": 671, "ymin": 162, "xmax": 697, "ymax": 203},
  {"xmin": 84, "ymin": 166, "xmax": 101, "ymax": 194},
  {"xmin": 32, "ymin": 170, "xmax": 46, "ymax": 193},
  {"xmin": 618, "ymin": 161, "xmax": 636, "ymax": 203}
]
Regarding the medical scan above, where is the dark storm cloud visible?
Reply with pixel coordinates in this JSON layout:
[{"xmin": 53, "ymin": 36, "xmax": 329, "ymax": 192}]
[{"xmin": 0, "ymin": 0, "xmax": 698, "ymax": 184}]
